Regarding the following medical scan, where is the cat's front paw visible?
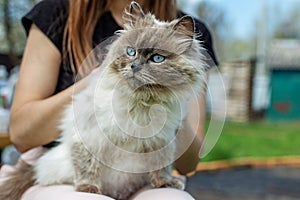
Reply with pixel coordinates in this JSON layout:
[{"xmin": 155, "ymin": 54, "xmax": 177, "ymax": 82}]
[
  {"xmin": 151, "ymin": 177, "xmax": 185, "ymax": 190},
  {"xmin": 76, "ymin": 184, "xmax": 102, "ymax": 194}
]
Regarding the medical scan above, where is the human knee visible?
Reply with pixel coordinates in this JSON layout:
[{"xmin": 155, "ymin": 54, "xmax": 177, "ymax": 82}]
[
  {"xmin": 132, "ymin": 188, "xmax": 195, "ymax": 200},
  {"xmin": 21, "ymin": 185, "xmax": 115, "ymax": 200}
]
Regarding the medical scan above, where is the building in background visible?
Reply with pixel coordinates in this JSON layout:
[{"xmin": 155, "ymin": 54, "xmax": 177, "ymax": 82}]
[{"xmin": 267, "ymin": 40, "xmax": 300, "ymax": 121}]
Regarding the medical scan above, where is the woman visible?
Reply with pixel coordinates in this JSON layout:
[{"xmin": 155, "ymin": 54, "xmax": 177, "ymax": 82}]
[{"xmin": 1, "ymin": 0, "xmax": 218, "ymax": 199}]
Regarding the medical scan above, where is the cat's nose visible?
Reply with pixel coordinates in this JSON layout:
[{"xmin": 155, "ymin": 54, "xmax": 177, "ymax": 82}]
[{"xmin": 131, "ymin": 63, "xmax": 140, "ymax": 72}]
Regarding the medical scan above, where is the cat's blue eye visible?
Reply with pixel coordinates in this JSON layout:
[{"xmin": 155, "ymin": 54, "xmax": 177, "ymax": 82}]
[
  {"xmin": 126, "ymin": 47, "xmax": 136, "ymax": 57},
  {"xmin": 151, "ymin": 54, "xmax": 165, "ymax": 63}
]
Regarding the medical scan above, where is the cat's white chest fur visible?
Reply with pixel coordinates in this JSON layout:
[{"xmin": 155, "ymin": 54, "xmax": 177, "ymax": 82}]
[{"xmin": 34, "ymin": 73, "xmax": 186, "ymax": 198}]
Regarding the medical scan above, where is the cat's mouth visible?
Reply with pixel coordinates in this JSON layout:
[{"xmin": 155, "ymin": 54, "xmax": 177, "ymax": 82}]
[
  {"xmin": 136, "ymin": 83, "xmax": 167, "ymax": 91},
  {"xmin": 127, "ymin": 76, "xmax": 166, "ymax": 90}
]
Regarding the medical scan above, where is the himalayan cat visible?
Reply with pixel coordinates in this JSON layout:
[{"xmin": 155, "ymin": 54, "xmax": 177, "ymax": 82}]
[{"xmin": 0, "ymin": 2, "xmax": 207, "ymax": 200}]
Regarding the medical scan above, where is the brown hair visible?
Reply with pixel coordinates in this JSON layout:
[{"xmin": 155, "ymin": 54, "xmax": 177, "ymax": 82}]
[{"xmin": 63, "ymin": 0, "xmax": 177, "ymax": 76}]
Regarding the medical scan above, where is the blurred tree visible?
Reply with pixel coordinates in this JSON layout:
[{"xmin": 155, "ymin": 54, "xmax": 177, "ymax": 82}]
[
  {"xmin": 0, "ymin": 0, "xmax": 38, "ymax": 65},
  {"xmin": 196, "ymin": 1, "xmax": 258, "ymax": 62},
  {"xmin": 3, "ymin": 0, "xmax": 19, "ymax": 65},
  {"xmin": 224, "ymin": 39, "xmax": 256, "ymax": 61},
  {"xmin": 177, "ymin": 0, "xmax": 185, "ymax": 10},
  {"xmin": 196, "ymin": 1, "xmax": 229, "ymax": 62},
  {"xmin": 272, "ymin": 5, "xmax": 300, "ymax": 39},
  {"xmin": 197, "ymin": 1, "xmax": 228, "ymax": 39}
]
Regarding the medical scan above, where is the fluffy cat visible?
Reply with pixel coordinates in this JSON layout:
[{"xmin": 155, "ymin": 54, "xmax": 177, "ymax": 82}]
[{"xmin": 0, "ymin": 2, "xmax": 207, "ymax": 200}]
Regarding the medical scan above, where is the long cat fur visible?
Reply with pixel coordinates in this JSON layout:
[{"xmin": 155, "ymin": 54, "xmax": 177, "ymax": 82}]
[{"xmin": 0, "ymin": 2, "xmax": 208, "ymax": 200}]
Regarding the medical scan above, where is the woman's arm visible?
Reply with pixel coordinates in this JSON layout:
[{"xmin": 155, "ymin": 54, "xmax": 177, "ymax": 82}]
[
  {"xmin": 9, "ymin": 24, "xmax": 77, "ymax": 153},
  {"xmin": 174, "ymin": 75, "xmax": 207, "ymax": 175}
]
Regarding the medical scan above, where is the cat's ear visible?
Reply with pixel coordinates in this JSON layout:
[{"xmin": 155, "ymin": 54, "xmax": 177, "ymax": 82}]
[
  {"xmin": 129, "ymin": 1, "xmax": 145, "ymax": 20},
  {"xmin": 123, "ymin": 1, "xmax": 145, "ymax": 27},
  {"xmin": 172, "ymin": 16, "xmax": 195, "ymax": 38}
]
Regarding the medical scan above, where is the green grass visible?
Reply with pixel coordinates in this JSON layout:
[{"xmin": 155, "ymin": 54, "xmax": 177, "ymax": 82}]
[{"xmin": 201, "ymin": 120, "xmax": 300, "ymax": 162}]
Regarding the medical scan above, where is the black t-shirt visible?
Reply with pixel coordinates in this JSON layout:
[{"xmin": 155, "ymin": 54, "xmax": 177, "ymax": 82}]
[
  {"xmin": 22, "ymin": 0, "xmax": 218, "ymax": 148},
  {"xmin": 22, "ymin": 0, "xmax": 218, "ymax": 94}
]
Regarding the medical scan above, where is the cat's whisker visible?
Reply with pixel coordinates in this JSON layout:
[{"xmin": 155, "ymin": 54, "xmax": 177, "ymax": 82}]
[
  {"xmin": 148, "ymin": 85, "xmax": 159, "ymax": 97},
  {"xmin": 146, "ymin": 85, "xmax": 155, "ymax": 96},
  {"xmin": 143, "ymin": 74, "xmax": 155, "ymax": 84},
  {"xmin": 119, "ymin": 68, "xmax": 130, "ymax": 73},
  {"xmin": 140, "ymin": 72, "xmax": 156, "ymax": 84},
  {"xmin": 119, "ymin": 68, "xmax": 131, "ymax": 77}
]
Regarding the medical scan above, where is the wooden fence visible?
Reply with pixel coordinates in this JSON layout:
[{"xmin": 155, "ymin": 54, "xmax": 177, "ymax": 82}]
[{"xmin": 220, "ymin": 61, "xmax": 254, "ymax": 122}]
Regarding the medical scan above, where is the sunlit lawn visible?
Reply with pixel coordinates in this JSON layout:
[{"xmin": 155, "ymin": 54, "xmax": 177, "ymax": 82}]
[{"xmin": 202, "ymin": 120, "xmax": 300, "ymax": 162}]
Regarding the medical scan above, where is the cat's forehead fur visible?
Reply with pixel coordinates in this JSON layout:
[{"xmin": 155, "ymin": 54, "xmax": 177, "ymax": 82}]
[{"xmin": 116, "ymin": 13, "xmax": 191, "ymax": 55}]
